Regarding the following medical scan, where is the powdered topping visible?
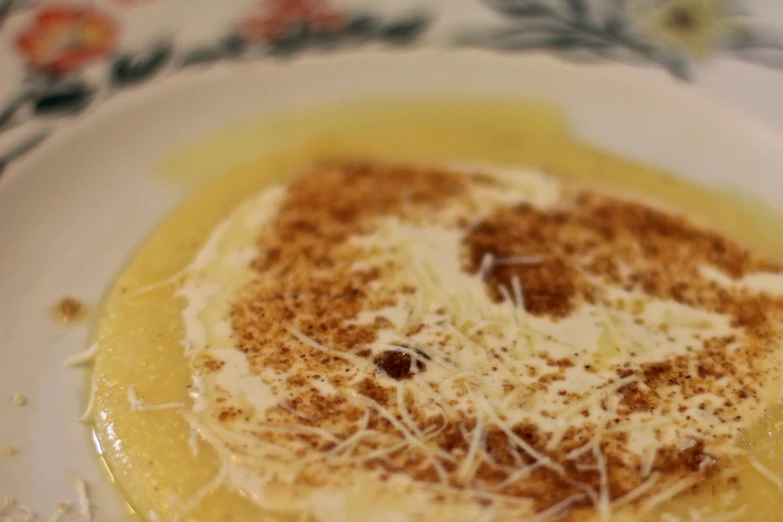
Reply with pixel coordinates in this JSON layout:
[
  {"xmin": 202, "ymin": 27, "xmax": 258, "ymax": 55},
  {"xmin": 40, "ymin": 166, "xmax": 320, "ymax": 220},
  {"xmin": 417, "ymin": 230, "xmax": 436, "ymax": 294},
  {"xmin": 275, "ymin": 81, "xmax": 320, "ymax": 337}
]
[
  {"xmin": 51, "ymin": 297, "xmax": 86, "ymax": 324},
  {"xmin": 180, "ymin": 161, "xmax": 783, "ymax": 522}
]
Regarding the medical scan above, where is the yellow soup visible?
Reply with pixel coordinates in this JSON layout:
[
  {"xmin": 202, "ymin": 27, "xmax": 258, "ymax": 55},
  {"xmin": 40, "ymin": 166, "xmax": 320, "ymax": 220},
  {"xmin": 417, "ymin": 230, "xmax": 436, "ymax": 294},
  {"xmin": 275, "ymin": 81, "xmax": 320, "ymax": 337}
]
[{"xmin": 92, "ymin": 99, "xmax": 783, "ymax": 522}]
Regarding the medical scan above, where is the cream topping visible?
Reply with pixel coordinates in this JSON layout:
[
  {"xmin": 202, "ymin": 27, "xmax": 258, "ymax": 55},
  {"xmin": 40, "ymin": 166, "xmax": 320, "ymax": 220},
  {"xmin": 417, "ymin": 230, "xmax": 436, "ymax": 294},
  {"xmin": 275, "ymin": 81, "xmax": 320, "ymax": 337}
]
[{"xmin": 176, "ymin": 162, "xmax": 783, "ymax": 522}]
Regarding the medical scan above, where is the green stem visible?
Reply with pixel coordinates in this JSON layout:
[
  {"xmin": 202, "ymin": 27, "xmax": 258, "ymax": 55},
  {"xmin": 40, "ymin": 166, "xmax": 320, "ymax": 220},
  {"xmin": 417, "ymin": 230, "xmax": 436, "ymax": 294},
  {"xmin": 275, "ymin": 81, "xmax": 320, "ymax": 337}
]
[{"xmin": 535, "ymin": 3, "xmax": 652, "ymax": 56}]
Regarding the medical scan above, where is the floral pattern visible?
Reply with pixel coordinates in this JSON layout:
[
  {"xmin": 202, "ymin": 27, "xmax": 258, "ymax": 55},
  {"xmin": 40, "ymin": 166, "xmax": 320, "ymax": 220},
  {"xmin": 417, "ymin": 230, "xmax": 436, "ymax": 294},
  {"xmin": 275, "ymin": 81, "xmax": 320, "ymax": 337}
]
[
  {"xmin": 2, "ymin": 0, "xmax": 783, "ymax": 174},
  {"xmin": 635, "ymin": 0, "xmax": 743, "ymax": 59},
  {"xmin": 0, "ymin": 0, "xmax": 430, "ymax": 174},
  {"xmin": 240, "ymin": 0, "xmax": 347, "ymax": 44},
  {"xmin": 16, "ymin": 4, "xmax": 118, "ymax": 74},
  {"xmin": 464, "ymin": 0, "xmax": 783, "ymax": 80}
]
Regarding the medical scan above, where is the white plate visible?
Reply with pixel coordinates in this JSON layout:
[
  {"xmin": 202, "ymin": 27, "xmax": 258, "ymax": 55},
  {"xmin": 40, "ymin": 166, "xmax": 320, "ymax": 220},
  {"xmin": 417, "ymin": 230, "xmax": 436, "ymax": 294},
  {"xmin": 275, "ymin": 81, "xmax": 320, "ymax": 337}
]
[{"xmin": 2, "ymin": 21, "xmax": 783, "ymax": 522}]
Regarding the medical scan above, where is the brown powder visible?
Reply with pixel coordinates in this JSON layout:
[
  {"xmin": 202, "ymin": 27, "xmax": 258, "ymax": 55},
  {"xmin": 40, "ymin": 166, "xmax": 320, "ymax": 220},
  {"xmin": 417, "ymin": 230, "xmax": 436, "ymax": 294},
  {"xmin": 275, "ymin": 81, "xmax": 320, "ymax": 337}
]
[
  {"xmin": 463, "ymin": 191, "xmax": 783, "ymax": 320},
  {"xmin": 373, "ymin": 350, "xmax": 426, "ymax": 380},
  {"xmin": 198, "ymin": 162, "xmax": 783, "ymax": 518},
  {"xmin": 52, "ymin": 296, "xmax": 87, "ymax": 324}
]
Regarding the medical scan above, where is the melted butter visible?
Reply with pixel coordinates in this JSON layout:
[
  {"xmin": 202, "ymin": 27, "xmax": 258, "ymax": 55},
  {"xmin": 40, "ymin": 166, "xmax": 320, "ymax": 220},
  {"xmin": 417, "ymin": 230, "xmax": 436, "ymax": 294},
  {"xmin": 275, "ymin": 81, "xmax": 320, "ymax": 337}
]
[{"xmin": 93, "ymin": 99, "xmax": 783, "ymax": 522}]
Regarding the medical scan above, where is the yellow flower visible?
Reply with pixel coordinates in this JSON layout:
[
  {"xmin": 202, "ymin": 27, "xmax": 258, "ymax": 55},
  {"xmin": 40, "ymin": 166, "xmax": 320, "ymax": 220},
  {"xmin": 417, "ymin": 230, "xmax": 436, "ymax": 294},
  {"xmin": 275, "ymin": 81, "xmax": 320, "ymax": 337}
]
[{"xmin": 635, "ymin": 0, "xmax": 742, "ymax": 59}]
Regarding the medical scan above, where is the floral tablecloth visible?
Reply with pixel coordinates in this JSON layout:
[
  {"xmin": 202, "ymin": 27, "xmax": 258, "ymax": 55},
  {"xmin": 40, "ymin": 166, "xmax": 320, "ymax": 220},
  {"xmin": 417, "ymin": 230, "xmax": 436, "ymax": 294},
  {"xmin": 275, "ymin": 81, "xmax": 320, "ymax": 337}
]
[{"xmin": 2, "ymin": 0, "xmax": 783, "ymax": 175}]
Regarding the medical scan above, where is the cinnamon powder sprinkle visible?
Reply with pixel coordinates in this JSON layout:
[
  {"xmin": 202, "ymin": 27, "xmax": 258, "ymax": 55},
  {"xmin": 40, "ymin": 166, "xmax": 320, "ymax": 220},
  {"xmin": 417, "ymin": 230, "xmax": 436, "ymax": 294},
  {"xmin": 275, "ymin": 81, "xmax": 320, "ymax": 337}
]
[
  {"xmin": 191, "ymin": 161, "xmax": 783, "ymax": 520},
  {"xmin": 374, "ymin": 350, "xmax": 426, "ymax": 380},
  {"xmin": 52, "ymin": 296, "xmax": 87, "ymax": 324}
]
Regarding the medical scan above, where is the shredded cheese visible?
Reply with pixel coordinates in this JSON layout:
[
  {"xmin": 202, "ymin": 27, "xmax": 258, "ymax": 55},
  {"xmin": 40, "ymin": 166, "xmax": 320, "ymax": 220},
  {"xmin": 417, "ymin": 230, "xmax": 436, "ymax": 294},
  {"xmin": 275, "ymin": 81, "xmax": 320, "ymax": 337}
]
[
  {"xmin": 0, "ymin": 496, "xmax": 14, "ymax": 513},
  {"xmin": 74, "ymin": 476, "xmax": 90, "ymax": 520},
  {"xmin": 455, "ymin": 417, "xmax": 485, "ymax": 485},
  {"xmin": 79, "ymin": 375, "xmax": 97, "ymax": 423},
  {"xmin": 640, "ymin": 447, "xmax": 657, "ymax": 478},
  {"xmin": 702, "ymin": 505, "xmax": 747, "ymax": 522},
  {"xmin": 127, "ymin": 386, "xmax": 186, "ymax": 412},
  {"xmin": 126, "ymin": 271, "xmax": 186, "ymax": 299},
  {"xmin": 511, "ymin": 275, "xmax": 525, "ymax": 311},
  {"xmin": 749, "ymin": 457, "xmax": 783, "ymax": 490},
  {"xmin": 530, "ymin": 494, "xmax": 586, "ymax": 522},
  {"xmin": 188, "ymin": 427, "xmax": 200, "ymax": 457},
  {"xmin": 703, "ymin": 445, "xmax": 746, "ymax": 457},
  {"xmin": 173, "ymin": 166, "xmax": 782, "ymax": 521},
  {"xmin": 593, "ymin": 433, "xmax": 611, "ymax": 522},
  {"xmin": 614, "ymin": 472, "xmax": 660, "ymax": 508},
  {"xmin": 172, "ymin": 463, "xmax": 228, "ymax": 522},
  {"xmin": 477, "ymin": 252, "xmax": 495, "ymax": 279},
  {"xmin": 559, "ymin": 375, "xmax": 638, "ymax": 419},
  {"xmin": 640, "ymin": 476, "xmax": 699, "ymax": 513},
  {"xmin": 45, "ymin": 502, "xmax": 70, "ymax": 522},
  {"xmin": 64, "ymin": 343, "xmax": 100, "ymax": 367},
  {"xmin": 286, "ymin": 326, "xmax": 369, "ymax": 368},
  {"xmin": 0, "ymin": 446, "xmax": 15, "ymax": 457}
]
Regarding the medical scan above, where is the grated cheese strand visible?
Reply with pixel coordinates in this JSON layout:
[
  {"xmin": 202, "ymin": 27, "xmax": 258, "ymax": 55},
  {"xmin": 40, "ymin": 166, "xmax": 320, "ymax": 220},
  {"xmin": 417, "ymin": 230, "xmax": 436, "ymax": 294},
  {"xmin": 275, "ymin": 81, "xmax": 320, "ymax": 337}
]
[
  {"xmin": 173, "ymin": 164, "xmax": 783, "ymax": 521},
  {"xmin": 640, "ymin": 447, "xmax": 657, "ymax": 478},
  {"xmin": 17, "ymin": 505, "xmax": 34, "ymax": 522},
  {"xmin": 593, "ymin": 434, "xmax": 611, "ymax": 522},
  {"xmin": 0, "ymin": 496, "xmax": 14, "ymax": 513},
  {"xmin": 64, "ymin": 343, "xmax": 100, "ymax": 367},
  {"xmin": 614, "ymin": 472, "xmax": 660, "ymax": 508},
  {"xmin": 702, "ymin": 505, "xmax": 747, "ymax": 522},
  {"xmin": 45, "ymin": 502, "xmax": 70, "ymax": 522},
  {"xmin": 477, "ymin": 252, "xmax": 495, "ymax": 279},
  {"xmin": 172, "ymin": 463, "xmax": 228, "ymax": 522},
  {"xmin": 455, "ymin": 417, "xmax": 485, "ymax": 485},
  {"xmin": 640, "ymin": 476, "xmax": 700, "ymax": 513},
  {"xmin": 530, "ymin": 494, "xmax": 586, "ymax": 522},
  {"xmin": 127, "ymin": 386, "xmax": 186, "ymax": 412},
  {"xmin": 188, "ymin": 427, "xmax": 200, "ymax": 457},
  {"xmin": 79, "ymin": 375, "xmax": 97, "ymax": 423},
  {"xmin": 749, "ymin": 457, "xmax": 783, "ymax": 490},
  {"xmin": 74, "ymin": 476, "xmax": 90, "ymax": 520},
  {"xmin": 559, "ymin": 375, "xmax": 638, "ymax": 419}
]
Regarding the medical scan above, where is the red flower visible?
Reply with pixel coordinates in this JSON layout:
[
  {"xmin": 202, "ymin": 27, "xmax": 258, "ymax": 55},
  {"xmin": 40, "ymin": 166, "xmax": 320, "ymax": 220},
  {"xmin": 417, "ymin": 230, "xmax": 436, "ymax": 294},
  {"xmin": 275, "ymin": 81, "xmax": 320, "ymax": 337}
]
[
  {"xmin": 240, "ymin": 0, "xmax": 346, "ymax": 44},
  {"xmin": 16, "ymin": 5, "xmax": 118, "ymax": 74}
]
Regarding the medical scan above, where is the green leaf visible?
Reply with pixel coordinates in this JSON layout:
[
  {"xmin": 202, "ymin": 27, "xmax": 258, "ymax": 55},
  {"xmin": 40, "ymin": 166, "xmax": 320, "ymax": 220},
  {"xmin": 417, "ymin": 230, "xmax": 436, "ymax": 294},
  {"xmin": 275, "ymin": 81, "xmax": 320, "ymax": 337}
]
[
  {"xmin": 268, "ymin": 23, "xmax": 310, "ymax": 56},
  {"xmin": 604, "ymin": 13, "xmax": 624, "ymax": 38},
  {"xmin": 0, "ymin": 0, "xmax": 10, "ymax": 22},
  {"xmin": 345, "ymin": 13, "xmax": 379, "ymax": 39},
  {"xmin": 378, "ymin": 13, "xmax": 430, "ymax": 45},
  {"xmin": 180, "ymin": 47, "xmax": 222, "ymax": 68},
  {"xmin": 542, "ymin": 34, "xmax": 585, "ymax": 48},
  {"xmin": 310, "ymin": 30, "xmax": 345, "ymax": 49},
  {"xmin": 495, "ymin": 2, "xmax": 549, "ymax": 17},
  {"xmin": 566, "ymin": 0, "xmax": 588, "ymax": 21},
  {"xmin": 0, "ymin": 93, "xmax": 29, "ymax": 129},
  {"xmin": 180, "ymin": 33, "xmax": 247, "ymax": 67},
  {"xmin": 32, "ymin": 84, "xmax": 93, "ymax": 115},
  {"xmin": 221, "ymin": 32, "xmax": 247, "ymax": 58},
  {"xmin": 111, "ymin": 43, "xmax": 172, "ymax": 87},
  {"xmin": 486, "ymin": 33, "xmax": 587, "ymax": 51}
]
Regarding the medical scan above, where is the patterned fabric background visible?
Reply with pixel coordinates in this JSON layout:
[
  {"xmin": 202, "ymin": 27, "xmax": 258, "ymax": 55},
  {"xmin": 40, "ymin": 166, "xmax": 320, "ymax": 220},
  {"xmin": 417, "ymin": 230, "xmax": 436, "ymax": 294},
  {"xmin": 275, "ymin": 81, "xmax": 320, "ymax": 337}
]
[{"xmin": 2, "ymin": 0, "xmax": 783, "ymax": 174}]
